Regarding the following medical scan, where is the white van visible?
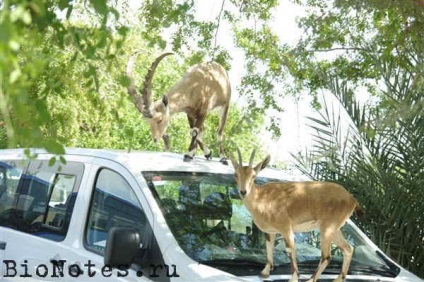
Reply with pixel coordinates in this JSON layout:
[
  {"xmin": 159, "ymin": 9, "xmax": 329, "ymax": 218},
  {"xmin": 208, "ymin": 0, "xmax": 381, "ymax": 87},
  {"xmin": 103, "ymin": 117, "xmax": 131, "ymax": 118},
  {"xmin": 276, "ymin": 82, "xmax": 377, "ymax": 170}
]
[{"xmin": 0, "ymin": 148, "xmax": 422, "ymax": 281}]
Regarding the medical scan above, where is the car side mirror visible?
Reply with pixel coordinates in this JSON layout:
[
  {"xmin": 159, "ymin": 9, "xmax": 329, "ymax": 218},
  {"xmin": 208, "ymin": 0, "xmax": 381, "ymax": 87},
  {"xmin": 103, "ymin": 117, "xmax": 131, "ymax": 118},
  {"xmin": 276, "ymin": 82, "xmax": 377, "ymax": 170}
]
[{"xmin": 104, "ymin": 227, "xmax": 141, "ymax": 269}]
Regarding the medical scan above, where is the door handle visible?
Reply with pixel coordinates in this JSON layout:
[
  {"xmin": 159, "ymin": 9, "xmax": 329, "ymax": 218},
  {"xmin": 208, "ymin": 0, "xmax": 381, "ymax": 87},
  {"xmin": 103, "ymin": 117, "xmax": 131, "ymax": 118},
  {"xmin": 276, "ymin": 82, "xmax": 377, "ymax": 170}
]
[{"xmin": 0, "ymin": 241, "xmax": 6, "ymax": 250}]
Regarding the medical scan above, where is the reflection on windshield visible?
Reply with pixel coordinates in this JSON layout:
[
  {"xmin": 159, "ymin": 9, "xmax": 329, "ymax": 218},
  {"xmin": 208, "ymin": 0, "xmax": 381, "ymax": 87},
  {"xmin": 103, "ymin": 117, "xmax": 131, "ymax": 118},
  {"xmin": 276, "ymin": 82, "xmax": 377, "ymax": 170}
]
[{"xmin": 144, "ymin": 171, "xmax": 398, "ymax": 277}]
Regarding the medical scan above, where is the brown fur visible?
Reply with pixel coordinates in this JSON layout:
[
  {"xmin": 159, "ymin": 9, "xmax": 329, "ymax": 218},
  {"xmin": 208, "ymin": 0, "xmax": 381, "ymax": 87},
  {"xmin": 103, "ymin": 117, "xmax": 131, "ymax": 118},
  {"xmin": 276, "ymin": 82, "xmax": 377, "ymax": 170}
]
[
  {"xmin": 231, "ymin": 151, "xmax": 363, "ymax": 282},
  {"xmin": 245, "ymin": 181, "xmax": 359, "ymax": 233},
  {"xmin": 126, "ymin": 53, "xmax": 231, "ymax": 158}
]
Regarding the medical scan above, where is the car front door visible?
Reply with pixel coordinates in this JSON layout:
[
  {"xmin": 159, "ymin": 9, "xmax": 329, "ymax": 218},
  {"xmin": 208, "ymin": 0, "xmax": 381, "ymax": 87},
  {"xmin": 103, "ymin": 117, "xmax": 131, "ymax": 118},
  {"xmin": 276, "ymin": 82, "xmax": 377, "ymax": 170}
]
[
  {"xmin": 0, "ymin": 159, "xmax": 29, "ymax": 279},
  {"xmin": 72, "ymin": 158, "xmax": 162, "ymax": 281},
  {"xmin": 0, "ymin": 158, "xmax": 84, "ymax": 281}
]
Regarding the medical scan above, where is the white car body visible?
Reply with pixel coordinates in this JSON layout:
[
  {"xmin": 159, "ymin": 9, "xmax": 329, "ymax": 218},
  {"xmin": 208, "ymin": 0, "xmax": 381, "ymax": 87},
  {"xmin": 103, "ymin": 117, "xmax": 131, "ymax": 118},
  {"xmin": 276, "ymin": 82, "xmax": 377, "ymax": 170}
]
[{"xmin": 0, "ymin": 148, "xmax": 422, "ymax": 282}]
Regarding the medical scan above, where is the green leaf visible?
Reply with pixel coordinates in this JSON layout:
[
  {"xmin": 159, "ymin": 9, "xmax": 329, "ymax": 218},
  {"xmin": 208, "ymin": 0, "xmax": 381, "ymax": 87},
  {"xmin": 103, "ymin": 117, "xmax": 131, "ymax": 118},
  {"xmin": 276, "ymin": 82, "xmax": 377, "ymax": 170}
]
[
  {"xmin": 58, "ymin": 0, "xmax": 69, "ymax": 10},
  {"xmin": 59, "ymin": 156, "xmax": 67, "ymax": 165},
  {"xmin": 117, "ymin": 26, "xmax": 129, "ymax": 36},
  {"xmin": 66, "ymin": 5, "xmax": 73, "ymax": 19},
  {"xmin": 44, "ymin": 140, "xmax": 65, "ymax": 155},
  {"xmin": 118, "ymin": 75, "xmax": 130, "ymax": 87},
  {"xmin": 48, "ymin": 157, "xmax": 56, "ymax": 167},
  {"xmin": 89, "ymin": 0, "xmax": 108, "ymax": 16}
]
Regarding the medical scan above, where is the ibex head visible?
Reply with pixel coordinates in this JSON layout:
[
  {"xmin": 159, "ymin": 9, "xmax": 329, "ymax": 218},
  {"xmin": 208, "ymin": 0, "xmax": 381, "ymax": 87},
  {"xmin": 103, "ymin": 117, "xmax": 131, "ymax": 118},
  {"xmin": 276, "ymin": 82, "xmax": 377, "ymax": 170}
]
[
  {"xmin": 126, "ymin": 52, "xmax": 173, "ymax": 143},
  {"xmin": 145, "ymin": 94, "xmax": 171, "ymax": 143},
  {"xmin": 230, "ymin": 148, "xmax": 271, "ymax": 198}
]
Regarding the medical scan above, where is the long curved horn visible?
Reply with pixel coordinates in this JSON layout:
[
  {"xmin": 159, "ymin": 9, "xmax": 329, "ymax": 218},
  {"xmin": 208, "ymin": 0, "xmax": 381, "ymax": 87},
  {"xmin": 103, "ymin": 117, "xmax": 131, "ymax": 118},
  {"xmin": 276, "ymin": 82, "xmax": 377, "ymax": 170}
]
[
  {"xmin": 249, "ymin": 149, "xmax": 256, "ymax": 167},
  {"xmin": 126, "ymin": 51, "xmax": 147, "ymax": 116},
  {"xmin": 141, "ymin": 52, "xmax": 174, "ymax": 117},
  {"xmin": 237, "ymin": 147, "xmax": 243, "ymax": 166}
]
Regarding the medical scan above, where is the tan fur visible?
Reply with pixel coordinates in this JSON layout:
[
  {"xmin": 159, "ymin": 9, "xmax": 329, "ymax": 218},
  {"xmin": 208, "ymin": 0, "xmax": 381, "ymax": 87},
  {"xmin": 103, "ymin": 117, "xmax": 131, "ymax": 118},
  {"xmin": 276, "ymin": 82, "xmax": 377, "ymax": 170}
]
[
  {"xmin": 246, "ymin": 181, "xmax": 358, "ymax": 232},
  {"xmin": 126, "ymin": 53, "xmax": 231, "ymax": 159},
  {"xmin": 231, "ymin": 151, "xmax": 363, "ymax": 282}
]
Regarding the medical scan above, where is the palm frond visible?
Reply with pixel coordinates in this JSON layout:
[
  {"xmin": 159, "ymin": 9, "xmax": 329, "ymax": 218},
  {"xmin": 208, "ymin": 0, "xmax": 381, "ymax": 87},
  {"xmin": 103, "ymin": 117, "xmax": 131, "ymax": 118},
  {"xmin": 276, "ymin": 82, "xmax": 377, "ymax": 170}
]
[{"xmin": 294, "ymin": 68, "xmax": 424, "ymax": 276}]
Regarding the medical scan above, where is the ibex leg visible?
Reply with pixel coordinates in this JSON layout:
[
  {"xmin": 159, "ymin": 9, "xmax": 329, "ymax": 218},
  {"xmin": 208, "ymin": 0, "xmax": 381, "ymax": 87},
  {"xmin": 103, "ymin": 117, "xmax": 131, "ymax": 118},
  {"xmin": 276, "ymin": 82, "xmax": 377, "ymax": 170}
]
[
  {"xmin": 162, "ymin": 134, "xmax": 170, "ymax": 151},
  {"xmin": 184, "ymin": 115, "xmax": 199, "ymax": 162},
  {"xmin": 187, "ymin": 114, "xmax": 198, "ymax": 148},
  {"xmin": 332, "ymin": 230, "xmax": 353, "ymax": 282},
  {"xmin": 306, "ymin": 227, "xmax": 333, "ymax": 282},
  {"xmin": 183, "ymin": 128, "xmax": 198, "ymax": 162},
  {"xmin": 195, "ymin": 126, "xmax": 212, "ymax": 159},
  {"xmin": 260, "ymin": 233, "xmax": 275, "ymax": 278},
  {"xmin": 281, "ymin": 229, "xmax": 299, "ymax": 282},
  {"xmin": 217, "ymin": 104, "xmax": 230, "ymax": 163},
  {"xmin": 184, "ymin": 114, "xmax": 210, "ymax": 161}
]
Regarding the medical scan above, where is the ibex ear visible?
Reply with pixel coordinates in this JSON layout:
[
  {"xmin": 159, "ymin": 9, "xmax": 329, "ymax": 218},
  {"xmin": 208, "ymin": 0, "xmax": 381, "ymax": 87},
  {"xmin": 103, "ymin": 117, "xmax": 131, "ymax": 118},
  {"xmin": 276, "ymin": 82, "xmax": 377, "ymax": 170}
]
[
  {"xmin": 254, "ymin": 155, "xmax": 271, "ymax": 174},
  {"xmin": 162, "ymin": 95, "xmax": 169, "ymax": 107}
]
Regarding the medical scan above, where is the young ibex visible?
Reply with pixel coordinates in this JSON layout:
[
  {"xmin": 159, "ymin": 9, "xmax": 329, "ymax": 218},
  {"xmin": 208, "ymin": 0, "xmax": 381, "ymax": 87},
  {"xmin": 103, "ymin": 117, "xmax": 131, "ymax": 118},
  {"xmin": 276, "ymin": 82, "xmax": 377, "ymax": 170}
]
[
  {"xmin": 126, "ymin": 52, "xmax": 231, "ymax": 163},
  {"xmin": 230, "ymin": 149, "xmax": 364, "ymax": 282}
]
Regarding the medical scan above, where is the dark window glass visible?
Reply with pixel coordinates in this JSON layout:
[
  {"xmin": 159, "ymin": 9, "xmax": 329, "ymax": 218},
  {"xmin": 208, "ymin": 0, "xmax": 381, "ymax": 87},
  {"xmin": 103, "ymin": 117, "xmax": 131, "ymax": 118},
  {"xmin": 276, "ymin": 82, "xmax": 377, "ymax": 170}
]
[
  {"xmin": 0, "ymin": 160, "xmax": 83, "ymax": 241},
  {"xmin": 85, "ymin": 168, "xmax": 147, "ymax": 254},
  {"xmin": 144, "ymin": 171, "xmax": 398, "ymax": 278}
]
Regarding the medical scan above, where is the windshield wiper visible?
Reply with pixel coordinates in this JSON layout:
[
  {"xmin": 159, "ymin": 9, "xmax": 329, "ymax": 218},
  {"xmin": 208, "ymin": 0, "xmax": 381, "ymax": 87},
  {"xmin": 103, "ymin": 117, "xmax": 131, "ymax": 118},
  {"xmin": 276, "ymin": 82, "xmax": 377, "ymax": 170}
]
[
  {"xmin": 202, "ymin": 258, "xmax": 291, "ymax": 269},
  {"xmin": 204, "ymin": 257, "xmax": 399, "ymax": 278},
  {"xmin": 297, "ymin": 260, "xmax": 342, "ymax": 275},
  {"xmin": 201, "ymin": 259, "xmax": 293, "ymax": 276},
  {"xmin": 348, "ymin": 265, "xmax": 398, "ymax": 277},
  {"xmin": 299, "ymin": 259, "xmax": 398, "ymax": 278},
  {"xmin": 201, "ymin": 258, "xmax": 266, "ymax": 268},
  {"xmin": 376, "ymin": 250, "xmax": 401, "ymax": 277}
]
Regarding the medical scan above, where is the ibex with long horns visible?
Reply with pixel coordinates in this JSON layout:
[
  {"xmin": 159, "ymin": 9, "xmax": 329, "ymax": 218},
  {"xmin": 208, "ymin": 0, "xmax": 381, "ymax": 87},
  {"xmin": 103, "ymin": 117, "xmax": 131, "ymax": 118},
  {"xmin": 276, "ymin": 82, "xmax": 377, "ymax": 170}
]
[
  {"xmin": 231, "ymin": 149, "xmax": 364, "ymax": 282},
  {"xmin": 126, "ymin": 52, "xmax": 231, "ymax": 162}
]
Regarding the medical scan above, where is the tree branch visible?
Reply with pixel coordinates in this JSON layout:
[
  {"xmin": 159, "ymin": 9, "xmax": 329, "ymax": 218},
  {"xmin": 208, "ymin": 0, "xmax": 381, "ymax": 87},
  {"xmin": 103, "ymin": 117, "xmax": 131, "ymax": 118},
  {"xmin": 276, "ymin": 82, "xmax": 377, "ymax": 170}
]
[
  {"xmin": 304, "ymin": 47, "xmax": 367, "ymax": 53},
  {"xmin": 213, "ymin": 0, "xmax": 226, "ymax": 58}
]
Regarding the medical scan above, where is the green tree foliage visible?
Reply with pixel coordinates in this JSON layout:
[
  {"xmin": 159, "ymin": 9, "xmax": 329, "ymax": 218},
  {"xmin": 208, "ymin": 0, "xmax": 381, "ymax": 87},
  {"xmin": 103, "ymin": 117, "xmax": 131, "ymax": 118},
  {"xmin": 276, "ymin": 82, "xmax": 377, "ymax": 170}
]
[
  {"xmin": 0, "ymin": 0, "xmax": 269, "ymax": 160},
  {"xmin": 288, "ymin": 0, "xmax": 424, "ymax": 277},
  {"xmin": 0, "ymin": 0, "xmax": 127, "ymax": 154}
]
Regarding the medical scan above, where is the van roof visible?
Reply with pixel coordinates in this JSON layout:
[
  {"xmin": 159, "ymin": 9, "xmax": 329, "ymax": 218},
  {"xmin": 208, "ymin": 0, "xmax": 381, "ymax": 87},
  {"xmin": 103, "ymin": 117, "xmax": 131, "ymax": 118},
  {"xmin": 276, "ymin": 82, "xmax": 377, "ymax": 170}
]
[{"xmin": 0, "ymin": 148, "xmax": 307, "ymax": 181}]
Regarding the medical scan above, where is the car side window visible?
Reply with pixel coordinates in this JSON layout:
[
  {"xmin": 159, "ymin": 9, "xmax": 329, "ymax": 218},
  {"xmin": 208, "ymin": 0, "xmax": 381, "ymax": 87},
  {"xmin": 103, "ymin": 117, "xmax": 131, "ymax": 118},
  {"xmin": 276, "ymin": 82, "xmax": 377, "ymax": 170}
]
[
  {"xmin": 0, "ymin": 161, "xmax": 27, "ymax": 217},
  {"xmin": 0, "ymin": 160, "xmax": 83, "ymax": 241},
  {"xmin": 85, "ymin": 168, "xmax": 147, "ymax": 254}
]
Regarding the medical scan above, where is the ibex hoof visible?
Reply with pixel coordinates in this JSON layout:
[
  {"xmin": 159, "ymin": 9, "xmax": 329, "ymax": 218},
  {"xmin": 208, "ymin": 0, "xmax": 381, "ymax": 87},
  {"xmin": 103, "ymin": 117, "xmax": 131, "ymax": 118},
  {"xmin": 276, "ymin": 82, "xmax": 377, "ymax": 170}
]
[
  {"xmin": 219, "ymin": 157, "xmax": 228, "ymax": 165},
  {"xmin": 205, "ymin": 151, "xmax": 212, "ymax": 160},
  {"xmin": 183, "ymin": 155, "xmax": 193, "ymax": 162},
  {"xmin": 259, "ymin": 272, "xmax": 270, "ymax": 279}
]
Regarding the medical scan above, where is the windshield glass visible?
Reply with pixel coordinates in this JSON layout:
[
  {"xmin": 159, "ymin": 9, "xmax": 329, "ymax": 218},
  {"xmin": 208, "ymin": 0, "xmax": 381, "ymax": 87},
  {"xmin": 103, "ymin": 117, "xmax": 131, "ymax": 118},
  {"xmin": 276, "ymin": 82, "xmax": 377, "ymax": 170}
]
[{"xmin": 144, "ymin": 171, "xmax": 399, "ymax": 277}]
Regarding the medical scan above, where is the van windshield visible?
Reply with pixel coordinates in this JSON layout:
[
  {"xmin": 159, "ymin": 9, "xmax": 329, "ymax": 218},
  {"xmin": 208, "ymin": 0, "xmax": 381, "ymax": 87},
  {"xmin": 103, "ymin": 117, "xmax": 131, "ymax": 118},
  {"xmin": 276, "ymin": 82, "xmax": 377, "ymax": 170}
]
[{"xmin": 143, "ymin": 171, "xmax": 399, "ymax": 277}]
